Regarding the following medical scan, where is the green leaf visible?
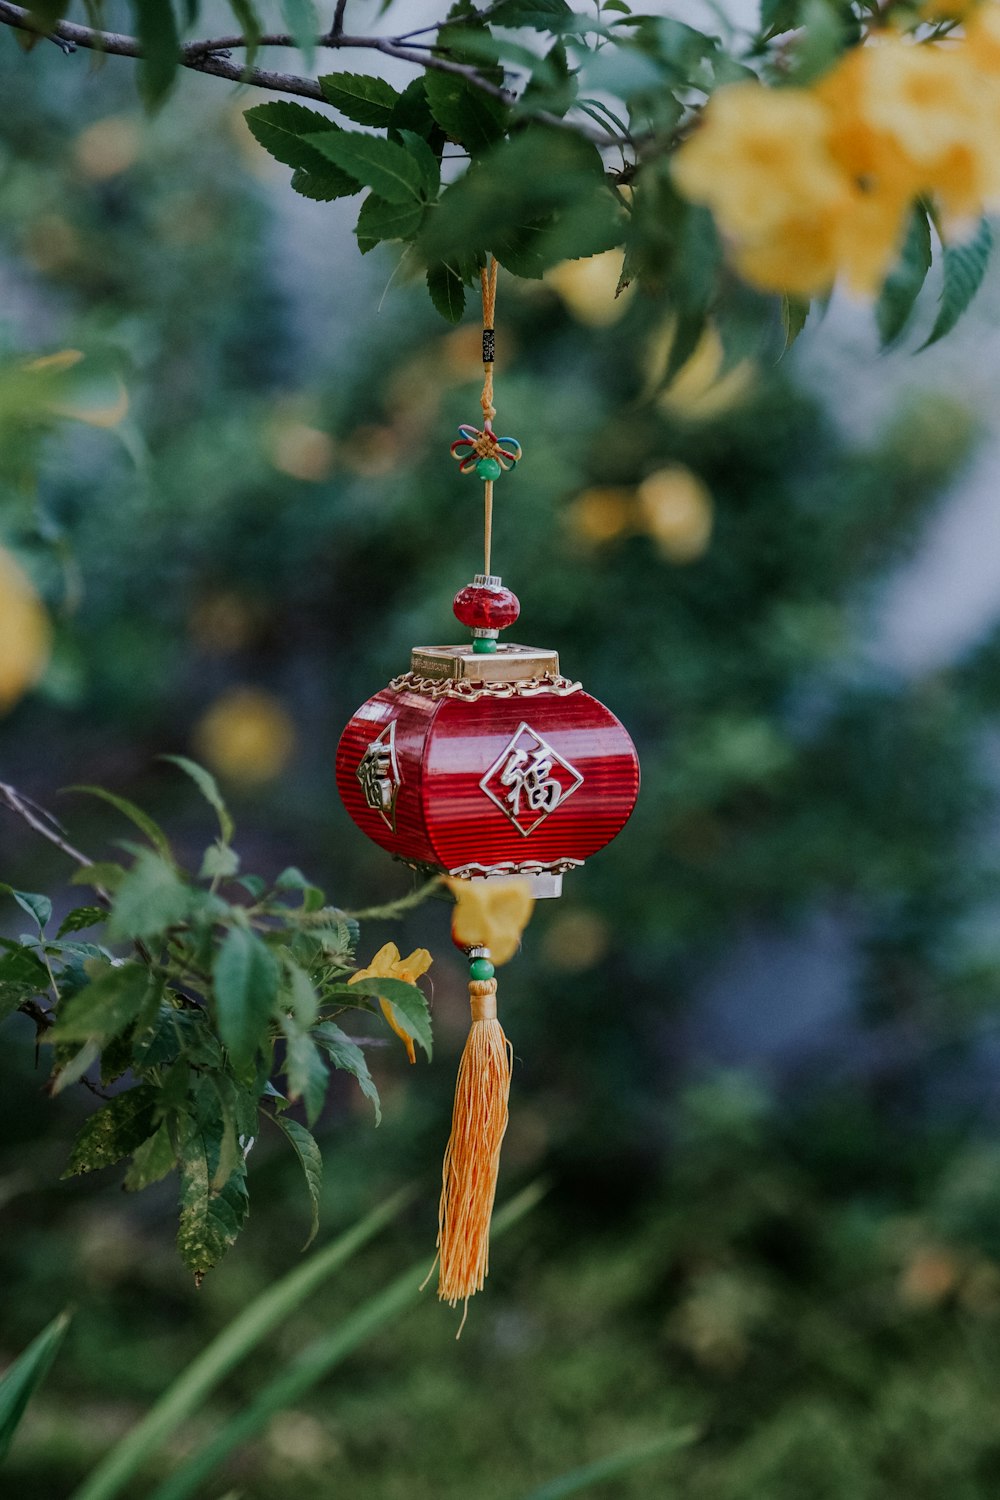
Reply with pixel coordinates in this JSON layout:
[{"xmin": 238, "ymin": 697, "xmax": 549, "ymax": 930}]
[
  {"xmin": 275, "ymin": 867, "xmax": 326, "ymax": 910},
  {"xmin": 0, "ymin": 1311, "xmax": 71, "ymax": 1464},
  {"xmin": 281, "ymin": 0, "xmax": 318, "ymax": 65},
  {"xmin": 876, "ymin": 204, "xmax": 932, "ymax": 347},
  {"xmin": 176, "ymin": 1105, "xmax": 249, "ymax": 1280},
  {"xmin": 318, "ymin": 71, "xmax": 402, "ymax": 126},
  {"xmin": 423, "ymin": 69, "xmax": 507, "ymax": 153},
  {"xmin": 161, "ymin": 755, "xmax": 234, "ymax": 844},
  {"xmin": 281, "ymin": 960, "xmax": 319, "ymax": 1028},
  {"xmin": 356, "ymin": 193, "xmax": 425, "ymax": 252},
  {"xmin": 282, "ymin": 1027, "xmax": 329, "ymax": 1125},
  {"xmin": 57, "ymin": 905, "xmax": 106, "ymax": 937},
  {"xmin": 134, "ymin": 0, "xmax": 180, "ymax": 107},
  {"xmin": 1, "ymin": 886, "xmax": 52, "ymax": 933},
  {"xmin": 244, "ymin": 101, "xmax": 344, "ymax": 175},
  {"xmin": 272, "ymin": 1113, "xmax": 323, "ymax": 1248},
  {"xmin": 107, "ymin": 851, "xmax": 191, "ymax": 943},
  {"xmin": 780, "ymin": 294, "xmax": 810, "ymax": 352},
  {"xmin": 397, "ymin": 129, "xmax": 441, "ymax": 197},
  {"xmin": 213, "ymin": 927, "xmax": 279, "ymax": 1068},
  {"xmin": 920, "ymin": 217, "xmax": 992, "ymax": 350},
  {"xmin": 290, "ymin": 165, "xmax": 361, "ymax": 201},
  {"xmin": 62, "ymin": 1085, "xmax": 158, "ymax": 1178},
  {"xmin": 53, "ymin": 964, "xmax": 158, "ymax": 1044},
  {"xmin": 124, "ymin": 1120, "xmax": 177, "ymax": 1191},
  {"xmin": 488, "ymin": 0, "xmax": 572, "ymax": 25},
  {"xmin": 199, "ymin": 843, "xmax": 240, "ymax": 881},
  {"xmin": 426, "ymin": 261, "xmax": 467, "ymax": 323},
  {"xmin": 66, "ymin": 785, "xmax": 173, "ymax": 861},
  {"xmin": 73, "ymin": 1191, "xmax": 413, "ymax": 1500},
  {"xmin": 347, "ymin": 975, "xmax": 432, "ymax": 1060},
  {"xmin": 303, "ymin": 130, "xmax": 423, "ymax": 204},
  {"xmin": 50, "ymin": 1041, "xmax": 99, "ymax": 1097},
  {"xmin": 229, "ymin": 0, "xmax": 262, "ymax": 63},
  {"xmin": 313, "ymin": 1022, "xmax": 381, "ymax": 1123}
]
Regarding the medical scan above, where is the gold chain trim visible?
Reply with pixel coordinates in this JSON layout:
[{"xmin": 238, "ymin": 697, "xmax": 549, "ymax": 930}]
[{"xmin": 388, "ymin": 671, "xmax": 582, "ymax": 701}]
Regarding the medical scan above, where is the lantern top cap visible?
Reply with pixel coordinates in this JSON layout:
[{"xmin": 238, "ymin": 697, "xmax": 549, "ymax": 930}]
[{"xmin": 409, "ymin": 643, "xmax": 559, "ymax": 683}]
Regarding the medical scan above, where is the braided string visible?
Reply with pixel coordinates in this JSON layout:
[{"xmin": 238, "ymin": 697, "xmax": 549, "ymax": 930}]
[{"xmin": 480, "ymin": 256, "xmax": 498, "ymax": 575}]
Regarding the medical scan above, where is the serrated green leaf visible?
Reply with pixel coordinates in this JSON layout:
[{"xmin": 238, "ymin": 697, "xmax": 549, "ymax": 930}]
[
  {"xmin": 304, "ymin": 130, "xmax": 423, "ymax": 204},
  {"xmin": 57, "ymin": 905, "xmax": 106, "ymax": 937},
  {"xmin": 282, "ymin": 1027, "xmax": 329, "ymax": 1125},
  {"xmin": 161, "ymin": 755, "xmax": 234, "ymax": 844},
  {"xmin": 272, "ymin": 1113, "xmax": 323, "ymax": 1248},
  {"xmin": 281, "ymin": 0, "xmax": 318, "ymax": 65},
  {"xmin": 920, "ymin": 217, "xmax": 992, "ymax": 350},
  {"xmin": 318, "ymin": 71, "xmax": 402, "ymax": 126},
  {"xmin": 356, "ymin": 193, "xmax": 425, "ymax": 252},
  {"xmin": 423, "ymin": 70, "xmax": 507, "ymax": 153},
  {"xmin": 177, "ymin": 1103, "xmax": 249, "ymax": 1279},
  {"xmin": 1, "ymin": 886, "xmax": 52, "ymax": 933},
  {"xmin": 397, "ymin": 129, "xmax": 440, "ymax": 197},
  {"xmin": 489, "ymin": 0, "xmax": 572, "ymax": 25},
  {"xmin": 426, "ymin": 261, "xmax": 467, "ymax": 322},
  {"xmin": 66, "ymin": 785, "xmax": 173, "ymax": 861},
  {"xmin": 876, "ymin": 204, "xmax": 932, "ymax": 347},
  {"xmin": 275, "ymin": 867, "xmax": 325, "ymax": 910},
  {"xmin": 213, "ymin": 928, "xmax": 279, "ymax": 1068},
  {"xmin": 346, "ymin": 975, "xmax": 432, "ymax": 1060},
  {"xmin": 62, "ymin": 1084, "xmax": 158, "ymax": 1178},
  {"xmin": 107, "ymin": 850, "xmax": 191, "ymax": 943},
  {"xmin": 124, "ymin": 1120, "xmax": 177, "ymax": 1191},
  {"xmin": 313, "ymin": 1021, "xmax": 381, "ymax": 1122},
  {"xmin": 0, "ymin": 1311, "xmax": 71, "ymax": 1464},
  {"xmin": 53, "ymin": 964, "xmax": 157, "ymax": 1044},
  {"xmin": 290, "ymin": 165, "xmax": 361, "ymax": 201},
  {"xmin": 134, "ymin": 0, "xmax": 180, "ymax": 107},
  {"xmin": 244, "ymin": 101, "xmax": 344, "ymax": 176},
  {"xmin": 388, "ymin": 76, "xmax": 437, "ymax": 138}
]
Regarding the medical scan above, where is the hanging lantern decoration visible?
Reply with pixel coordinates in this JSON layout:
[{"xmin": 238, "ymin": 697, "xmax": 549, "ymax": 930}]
[{"xmin": 337, "ymin": 258, "xmax": 640, "ymax": 1320}]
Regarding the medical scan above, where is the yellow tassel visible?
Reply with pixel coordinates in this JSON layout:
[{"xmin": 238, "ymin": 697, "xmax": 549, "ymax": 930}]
[{"xmin": 436, "ymin": 976, "xmax": 513, "ymax": 1325}]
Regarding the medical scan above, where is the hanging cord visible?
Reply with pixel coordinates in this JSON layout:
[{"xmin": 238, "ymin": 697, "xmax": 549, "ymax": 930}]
[{"xmin": 480, "ymin": 256, "xmax": 498, "ymax": 576}]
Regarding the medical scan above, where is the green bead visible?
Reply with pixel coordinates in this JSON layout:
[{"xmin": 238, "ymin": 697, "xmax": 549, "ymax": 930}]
[
  {"xmin": 473, "ymin": 637, "xmax": 498, "ymax": 654},
  {"xmin": 469, "ymin": 957, "xmax": 495, "ymax": 981},
  {"xmin": 476, "ymin": 457, "xmax": 502, "ymax": 481}
]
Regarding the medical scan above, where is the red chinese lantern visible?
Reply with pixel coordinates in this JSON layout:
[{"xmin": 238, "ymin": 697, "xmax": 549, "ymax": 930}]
[{"xmin": 337, "ymin": 259, "xmax": 639, "ymax": 1318}]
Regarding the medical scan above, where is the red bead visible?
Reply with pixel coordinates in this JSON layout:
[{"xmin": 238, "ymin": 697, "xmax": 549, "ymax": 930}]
[{"xmin": 453, "ymin": 583, "xmax": 520, "ymax": 632}]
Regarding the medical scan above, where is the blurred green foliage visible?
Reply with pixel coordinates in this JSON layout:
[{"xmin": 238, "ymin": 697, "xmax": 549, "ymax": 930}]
[{"xmin": 5, "ymin": 24, "xmax": 1000, "ymax": 1500}]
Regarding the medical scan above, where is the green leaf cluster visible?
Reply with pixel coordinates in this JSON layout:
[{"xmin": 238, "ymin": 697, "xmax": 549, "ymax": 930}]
[{"xmin": 0, "ymin": 761, "xmax": 436, "ymax": 1277}]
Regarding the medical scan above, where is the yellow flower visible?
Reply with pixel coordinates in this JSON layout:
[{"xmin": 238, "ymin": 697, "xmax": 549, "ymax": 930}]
[
  {"xmin": 636, "ymin": 467, "xmax": 713, "ymax": 563},
  {"xmin": 447, "ymin": 878, "xmax": 534, "ymax": 966},
  {"xmin": 349, "ymin": 941, "xmax": 432, "ymax": 1064},
  {"xmin": 0, "ymin": 548, "xmax": 51, "ymax": 714},
  {"xmin": 193, "ymin": 687, "xmax": 296, "ymax": 785},
  {"xmin": 673, "ymin": 83, "xmax": 849, "ymax": 243}
]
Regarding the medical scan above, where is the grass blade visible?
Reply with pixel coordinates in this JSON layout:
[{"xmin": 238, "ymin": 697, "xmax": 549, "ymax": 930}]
[
  {"xmin": 150, "ymin": 1182, "xmax": 546, "ymax": 1500},
  {"xmin": 70, "ymin": 1188, "xmax": 413, "ymax": 1500},
  {"xmin": 0, "ymin": 1309, "xmax": 71, "ymax": 1463},
  {"xmin": 520, "ymin": 1425, "xmax": 700, "ymax": 1500}
]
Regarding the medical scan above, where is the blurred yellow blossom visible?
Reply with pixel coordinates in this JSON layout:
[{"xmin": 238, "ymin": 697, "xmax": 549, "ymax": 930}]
[
  {"xmin": 193, "ymin": 687, "xmax": 296, "ymax": 784},
  {"xmin": 268, "ymin": 419, "xmax": 335, "ymax": 481},
  {"xmin": 74, "ymin": 116, "xmax": 141, "ymax": 180},
  {"xmin": 673, "ymin": 17, "xmax": 1000, "ymax": 298},
  {"xmin": 447, "ymin": 877, "xmax": 534, "ymax": 966},
  {"xmin": 0, "ymin": 548, "xmax": 51, "ymax": 714},
  {"xmin": 652, "ymin": 322, "xmax": 755, "ymax": 421},
  {"xmin": 637, "ymin": 467, "xmax": 714, "ymax": 563},
  {"xmin": 566, "ymin": 486, "xmax": 634, "ymax": 544},
  {"xmin": 350, "ymin": 941, "xmax": 433, "ymax": 1064},
  {"xmin": 546, "ymin": 250, "xmax": 632, "ymax": 327}
]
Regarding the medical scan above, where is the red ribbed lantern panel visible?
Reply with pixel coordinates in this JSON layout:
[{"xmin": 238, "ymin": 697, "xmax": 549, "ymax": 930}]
[{"xmin": 336, "ymin": 674, "xmax": 639, "ymax": 880}]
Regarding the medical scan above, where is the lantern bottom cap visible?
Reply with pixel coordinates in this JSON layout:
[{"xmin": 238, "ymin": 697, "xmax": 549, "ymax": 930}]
[{"xmin": 397, "ymin": 856, "xmax": 582, "ymax": 899}]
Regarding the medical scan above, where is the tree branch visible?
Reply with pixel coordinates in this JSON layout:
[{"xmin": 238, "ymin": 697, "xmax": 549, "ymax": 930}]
[
  {"xmin": 0, "ymin": 1, "xmax": 622, "ymax": 144},
  {"xmin": 0, "ymin": 781, "xmax": 95, "ymax": 873}
]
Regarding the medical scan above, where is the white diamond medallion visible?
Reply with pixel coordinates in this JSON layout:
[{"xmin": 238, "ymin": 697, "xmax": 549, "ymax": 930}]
[
  {"xmin": 480, "ymin": 721, "xmax": 583, "ymax": 836},
  {"xmin": 356, "ymin": 720, "xmax": 401, "ymax": 831}
]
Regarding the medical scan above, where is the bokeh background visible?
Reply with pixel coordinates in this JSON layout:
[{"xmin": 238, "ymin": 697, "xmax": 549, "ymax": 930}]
[{"xmin": 7, "ymin": 4, "xmax": 1000, "ymax": 1495}]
